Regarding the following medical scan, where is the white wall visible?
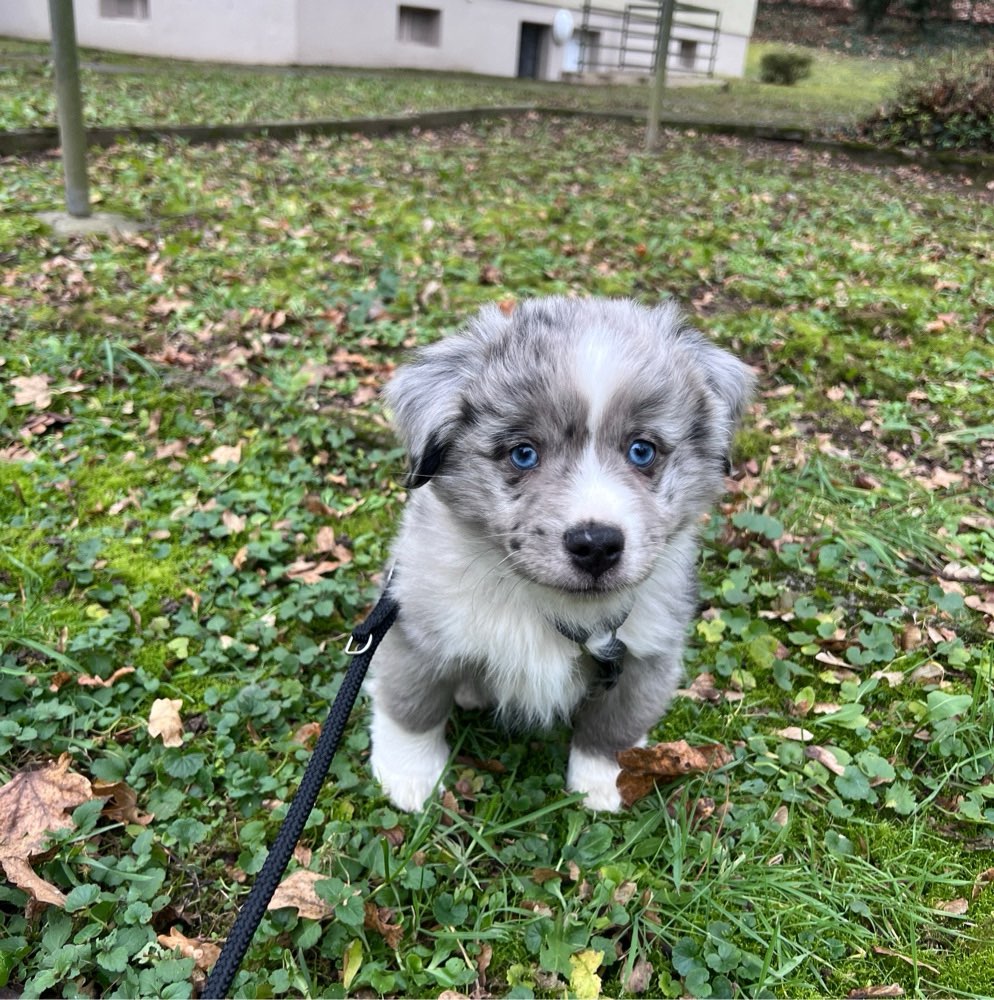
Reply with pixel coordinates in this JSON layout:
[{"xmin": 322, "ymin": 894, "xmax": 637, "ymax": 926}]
[
  {"xmin": 1, "ymin": 0, "xmax": 299, "ymax": 64},
  {"xmin": 0, "ymin": 3, "xmax": 50, "ymax": 40},
  {"xmin": 0, "ymin": 0, "xmax": 750, "ymax": 79},
  {"xmin": 297, "ymin": 0, "xmax": 567, "ymax": 79}
]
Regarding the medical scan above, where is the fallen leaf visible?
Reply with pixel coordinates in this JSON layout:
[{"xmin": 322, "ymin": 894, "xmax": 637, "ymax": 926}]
[
  {"xmin": 676, "ymin": 672, "xmax": 723, "ymax": 703},
  {"xmin": 147, "ymin": 698, "xmax": 184, "ymax": 748},
  {"xmin": 285, "ymin": 556, "xmax": 350, "ymax": 584},
  {"xmin": 155, "ymin": 439, "xmax": 187, "ymax": 461},
  {"xmin": 942, "ymin": 561, "xmax": 981, "ymax": 582},
  {"xmin": 908, "ymin": 662, "xmax": 944, "ymax": 687},
  {"xmin": 616, "ymin": 740, "xmax": 732, "ymax": 808},
  {"xmin": 569, "ymin": 949, "xmax": 604, "ymax": 1000},
  {"xmin": 11, "ymin": 373, "xmax": 52, "ymax": 409},
  {"xmin": 268, "ymin": 869, "xmax": 332, "ymax": 920},
  {"xmin": 847, "ymin": 986, "xmax": 905, "ymax": 999},
  {"xmin": 623, "ymin": 957, "xmax": 654, "ymax": 993},
  {"xmin": 208, "ymin": 443, "xmax": 242, "ymax": 465},
  {"xmin": 221, "ymin": 509, "xmax": 246, "ymax": 534},
  {"xmin": 314, "ymin": 525, "xmax": 338, "ymax": 552},
  {"xmin": 364, "ymin": 900, "xmax": 403, "ymax": 949},
  {"xmin": 0, "ymin": 754, "xmax": 95, "ymax": 908},
  {"xmin": 77, "ymin": 666, "xmax": 136, "ymax": 688},
  {"xmin": 777, "ymin": 727, "xmax": 814, "ymax": 742},
  {"xmin": 292, "ymin": 722, "xmax": 322, "ymax": 747},
  {"xmin": 157, "ymin": 927, "xmax": 221, "ymax": 971},
  {"xmin": 91, "ymin": 780, "xmax": 153, "ymax": 826},
  {"xmin": 771, "ymin": 804, "xmax": 789, "ymax": 827},
  {"xmin": 934, "ymin": 897, "xmax": 968, "ymax": 915},
  {"xmin": 805, "ymin": 745, "xmax": 846, "ymax": 776},
  {"xmin": 870, "ymin": 670, "xmax": 904, "ymax": 687},
  {"xmin": 973, "ymin": 867, "xmax": 994, "ymax": 899},
  {"xmin": 900, "ymin": 624, "xmax": 923, "ymax": 651}
]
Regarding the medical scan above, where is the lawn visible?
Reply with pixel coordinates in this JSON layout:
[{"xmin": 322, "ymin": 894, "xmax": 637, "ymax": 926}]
[
  {"xmin": 0, "ymin": 37, "xmax": 902, "ymax": 134},
  {"xmin": 1, "ymin": 65, "xmax": 994, "ymax": 1000}
]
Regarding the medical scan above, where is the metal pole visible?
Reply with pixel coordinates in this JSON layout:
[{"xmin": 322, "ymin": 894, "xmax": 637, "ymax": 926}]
[
  {"xmin": 48, "ymin": 0, "xmax": 91, "ymax": 217},
  {"xmin": 645, "ymin": 0, "xmax": 675, "ymax": 150}
]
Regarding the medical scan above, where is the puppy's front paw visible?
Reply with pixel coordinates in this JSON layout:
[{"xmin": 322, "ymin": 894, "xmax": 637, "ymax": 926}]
[
  {"xmin": 567, "ymin": 746, "xmax": 623, "ymax": 813},
  {"xmin": 370, "ymin": 707, "xmax": 449, "ymax": 812}
]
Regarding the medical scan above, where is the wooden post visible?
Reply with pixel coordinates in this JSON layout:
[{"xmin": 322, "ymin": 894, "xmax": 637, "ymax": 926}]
[
  {"xmin": 48, "ymin": 0, "xmax": 91, "ymax": 217},
  {"xmin": 645, "ymin": 0, "xmax": 675, "ymax": 150}
]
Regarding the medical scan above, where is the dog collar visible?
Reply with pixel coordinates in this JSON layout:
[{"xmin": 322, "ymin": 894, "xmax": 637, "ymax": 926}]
[{"xmin": 554, "ymin": 608, "xmax": 630, "ymax": 691}]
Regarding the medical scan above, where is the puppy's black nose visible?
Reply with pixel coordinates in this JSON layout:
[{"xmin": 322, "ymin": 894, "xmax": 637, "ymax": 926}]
[{"xmin": 563, "ymin": 522, "xmax": 625, "ymax": 578}]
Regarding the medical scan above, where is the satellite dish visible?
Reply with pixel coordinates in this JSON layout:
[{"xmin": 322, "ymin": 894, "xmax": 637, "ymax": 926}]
[{"xmin": 552, "ymin": 9, "xmax": 574, "ymax": 46}]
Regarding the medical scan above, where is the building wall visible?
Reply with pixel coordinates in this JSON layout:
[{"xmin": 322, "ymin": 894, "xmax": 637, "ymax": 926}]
[
  {"xmin": 2, "ymin": 0, "xmax": 298, "ymax": 64},
  {"xmin": 0, "ymin": 0, "xmax": 752, "ymax": 79},
  {"xmin": 297, "ymin": 0, "xmax": 567, "ymax": 79}
]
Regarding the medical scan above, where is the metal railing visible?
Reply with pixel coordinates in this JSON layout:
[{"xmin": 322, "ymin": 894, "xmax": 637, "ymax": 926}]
[{"xmin": 578, "ymin": 1, "xmax": 721, "ymax": 77}]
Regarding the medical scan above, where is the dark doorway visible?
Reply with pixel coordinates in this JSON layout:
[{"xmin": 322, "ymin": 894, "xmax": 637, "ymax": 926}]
[{"xmin": 517, "ymin": 22, "xmax": 549, "ymax": 79}]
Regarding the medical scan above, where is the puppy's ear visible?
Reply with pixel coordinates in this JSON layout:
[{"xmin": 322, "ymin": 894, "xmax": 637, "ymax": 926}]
[
  {"xmin": 661, "ymin": 307, "xmax": 754, "ymax": 463},
  {"xmin": 384, "ymin": 331, "xmax": 481, "ymax": 488},
  {"xmin": 693, "ymin": 335, "xmax": 754, "ymax": 431}
]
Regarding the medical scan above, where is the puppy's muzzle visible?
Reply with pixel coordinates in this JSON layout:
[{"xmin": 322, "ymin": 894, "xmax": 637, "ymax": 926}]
[{"xmin": 563, "ymin": 522, "xmax": 625, "ymax": 579}]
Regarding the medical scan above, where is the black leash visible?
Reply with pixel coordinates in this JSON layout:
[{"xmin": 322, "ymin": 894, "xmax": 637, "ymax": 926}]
[{"xmin": 202, "ymin": 589, "xmax": 399, "ymax": 999}]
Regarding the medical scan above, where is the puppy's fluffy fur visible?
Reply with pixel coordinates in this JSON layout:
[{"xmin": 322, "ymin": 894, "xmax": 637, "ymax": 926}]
[{"xmin": 368, "ymin": 297, "xmax": 752, "ymax": 812}]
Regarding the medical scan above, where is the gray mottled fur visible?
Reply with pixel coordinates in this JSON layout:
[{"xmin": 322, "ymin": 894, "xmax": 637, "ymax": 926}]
[{"xmin": 369, "ymin": 296, "xmax": 752, "ymax": 811}]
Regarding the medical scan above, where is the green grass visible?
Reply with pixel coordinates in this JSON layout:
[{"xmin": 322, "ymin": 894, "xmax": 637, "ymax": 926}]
[
  {"xmin": 1, "ymin": 36, "xmax": 903, "ymax": 134},
  {"xmin": 1, "ymin": 89, "xmax": 993, "ymax": 999}
]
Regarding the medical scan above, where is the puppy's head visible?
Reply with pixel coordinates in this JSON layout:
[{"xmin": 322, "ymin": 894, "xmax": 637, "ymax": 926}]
[{"xmin": 386, "ymin": 298, "xmax": 752, "ymax": 594}]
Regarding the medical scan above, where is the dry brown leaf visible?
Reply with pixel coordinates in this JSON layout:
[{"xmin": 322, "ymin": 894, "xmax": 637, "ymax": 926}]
[
  {"xmin": 285, "ymin": 557, "xmax": 349, "ymax": 584},
  {"xmin": 292, "ymin": 722, "xmax": 322, "ymax": 747},
  {"xmin": 11, "ymin": 374, "xmax": 53, "ymax": 409},
  {"xmin": 805, "ymin": 745, "xmax": 847, "ymax": 776},
  {"xmin": 0, "ymin": 443, "xmax": 37, "ymax": 462},
  {"xmin": 972, "ymin": 867, "xmax": 994, "ymax": 899},
  {"xmin": 77, "ymin": 666, "xmax": 136, "ymax": 688},
  {"xmin": 314, "ymin": 525, "xmax": 338, "ymax": 552},
  {"xmin": 157, "ymin": 927, "xmax": 221, "ymax": 970},
  {"xmin": 676, "ymin": 672, "xmax": 723, "ymax": 703},
  {"xmin": 942, "ymin": 561, "xmax": 981, "ymax": 582},
  {"xmin": 221, "ymin": 509, "xmax": 246, "ymax": 534},
  {"xmin": 870, "ymin": 670, "xmax": 904, "ymax": 687},
  {"xmin": 777, "ymin": 727, "xmax": 814, "ymax": 742},
  {"xmin": 91, "ymin": 780, "xmax": 153, "ymax": 826},
  {"xmin": 0, "ymin": 754, "xmax": 94, "ymax": 907},
  {"xmin": 208, "ymin": 443, "xmax": 242, "ymax": 465},
  {"xmin": 623, "ymin": 957, "xmax": 655, "ymax": 994},
  {"xmin": 847, "ymin": 986, "xmax": 905, "ymax": 999},
  {"xmin": 364, "ymin": 900, "xmax": 403, "ymax": 949},
  {"xmin": 908, "ymin": 662, "xmax": 945, "ymax": 687},
  {"xmin": 616, "ymin": 740, "xmax": 732, "ymax": 808},
  {"xmin": 147, "ymin": 698, "xmax": 184, "ymax": 748},
  {"xmin": 814, "ymin": 649, "xmax": 851, "ymax": 668},
  {"xmin": 934, "ymin": 897, "xmax": 969, "ymax": 915},
  {"xmin": 900, "ymin": 624, "xmax": 923, "ymax": 651},
  {"xmin": 268, "ymin": 869, "xmax": 333, "ymax": 920}
]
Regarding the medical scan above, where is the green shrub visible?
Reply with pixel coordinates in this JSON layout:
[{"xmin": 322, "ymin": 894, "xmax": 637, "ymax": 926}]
[
  {"xmin": 759, "ymin": 50, "xmax": 814, "ymax": 86},
  {"xmin": 857, "ymin": 48, "xmax": 994, "ymax": 150}
]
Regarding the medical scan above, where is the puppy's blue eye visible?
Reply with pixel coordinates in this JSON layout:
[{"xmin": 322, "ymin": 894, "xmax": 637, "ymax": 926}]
[
  {"xmin": 509, "ymin": 444, "xmax": 539, "ymax": 470},
  {"xmin": 627, "ymin": 439, "xmax": 656, "ymax": 468}
]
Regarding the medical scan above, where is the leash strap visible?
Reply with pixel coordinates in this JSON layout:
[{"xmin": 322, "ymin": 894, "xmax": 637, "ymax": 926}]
[{"xmin": 203, "ymin": 589, "xmax": 399, "ymax": 999}]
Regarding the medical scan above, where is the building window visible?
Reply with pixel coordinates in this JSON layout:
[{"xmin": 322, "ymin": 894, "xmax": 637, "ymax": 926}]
[
  {"xmin": 398, "ymin": 6, "xmax": 441, "ymax": 46},
  {"xmin": 100, "ymin": 0, "xmax": 149, "ymax": 19},
  {"xmin": 677, "ymin": 38, "xmax": 698, "ymax": 71}
]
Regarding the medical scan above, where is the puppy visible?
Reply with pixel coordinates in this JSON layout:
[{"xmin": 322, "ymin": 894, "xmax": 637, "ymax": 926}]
[{"xmin": 367, "ymin": 297, "xmax": 752, "ymax": 812}]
